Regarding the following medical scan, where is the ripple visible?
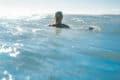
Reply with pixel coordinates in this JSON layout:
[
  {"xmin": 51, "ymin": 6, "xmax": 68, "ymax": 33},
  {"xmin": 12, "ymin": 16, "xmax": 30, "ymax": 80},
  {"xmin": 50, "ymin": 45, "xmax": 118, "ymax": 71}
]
[{"xmin": 0, "ymin": 15, "xmax": 120, "ymax": 80}]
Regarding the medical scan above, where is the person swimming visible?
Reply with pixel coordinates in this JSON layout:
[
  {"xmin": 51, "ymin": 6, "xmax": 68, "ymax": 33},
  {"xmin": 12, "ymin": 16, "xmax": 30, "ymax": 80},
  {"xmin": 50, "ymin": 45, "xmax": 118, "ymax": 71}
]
[
  {"xmin": 49, "ymin": 11, "xmax": 100, "ymax": 32},
  {"xmin": 49, "ymin": 11, "xmax": 70, "ymax": 29}
]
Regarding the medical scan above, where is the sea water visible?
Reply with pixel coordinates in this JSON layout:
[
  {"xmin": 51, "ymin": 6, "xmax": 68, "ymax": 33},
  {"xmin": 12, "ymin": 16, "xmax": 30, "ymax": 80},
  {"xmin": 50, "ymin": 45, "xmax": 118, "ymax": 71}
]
[{"xmin": 0, "ymin": 15, "xmax": 120, "ymax": 80}]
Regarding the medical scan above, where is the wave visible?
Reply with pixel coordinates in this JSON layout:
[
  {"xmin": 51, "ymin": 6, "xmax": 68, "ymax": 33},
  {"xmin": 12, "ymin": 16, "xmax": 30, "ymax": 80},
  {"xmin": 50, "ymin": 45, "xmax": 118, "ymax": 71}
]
[{"xmin": 72, "ymin": 17, "xmax": 86, "ymax": 24}]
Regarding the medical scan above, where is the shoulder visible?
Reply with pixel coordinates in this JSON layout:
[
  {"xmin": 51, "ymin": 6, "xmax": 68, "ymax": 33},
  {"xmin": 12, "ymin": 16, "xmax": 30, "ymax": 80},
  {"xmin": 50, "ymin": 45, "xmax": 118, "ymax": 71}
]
[
  {"xmin": 49, "ymin": 24, "xmax": 70, "ymax": 29},
  {"xmin": 61, "ymin": 24, "xmax": 70, "ymax": 29},
  {"xmin": 48, "ymin": 24, "xmax": 56, "ymax": 27}
]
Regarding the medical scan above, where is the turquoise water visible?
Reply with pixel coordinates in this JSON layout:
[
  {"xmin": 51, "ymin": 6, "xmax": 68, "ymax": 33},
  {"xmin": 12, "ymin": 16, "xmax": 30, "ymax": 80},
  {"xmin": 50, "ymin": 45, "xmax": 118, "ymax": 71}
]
[{"xmin": 0, "ymin": 15, "xmax": 120, "ymax": 80}]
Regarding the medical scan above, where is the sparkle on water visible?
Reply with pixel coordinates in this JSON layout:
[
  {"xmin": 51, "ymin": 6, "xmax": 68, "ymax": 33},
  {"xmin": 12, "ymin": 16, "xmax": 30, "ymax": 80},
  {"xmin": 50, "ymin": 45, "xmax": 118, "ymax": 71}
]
[{"xmin": 0, "ymin": 15, "xmax": 120, "ymax": 80}]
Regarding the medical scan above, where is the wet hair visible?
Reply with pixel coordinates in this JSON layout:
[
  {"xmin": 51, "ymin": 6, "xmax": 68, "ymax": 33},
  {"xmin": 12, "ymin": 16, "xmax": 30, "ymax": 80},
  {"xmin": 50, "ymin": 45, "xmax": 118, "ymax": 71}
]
[
  {"xmin": 54, "ymin": 11, "xmax": 63, "ymax": 24},
  {"xmin": 55, "ymin": 11, "xmax": 63, "ymax": 19}
]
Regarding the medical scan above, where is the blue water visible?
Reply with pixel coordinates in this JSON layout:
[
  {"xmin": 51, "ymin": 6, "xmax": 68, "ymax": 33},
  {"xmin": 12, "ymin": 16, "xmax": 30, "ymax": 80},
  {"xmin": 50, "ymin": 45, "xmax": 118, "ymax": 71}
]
[{"xmin": 0, "ymin": 15, "xmax": 120, "ymax": 80}]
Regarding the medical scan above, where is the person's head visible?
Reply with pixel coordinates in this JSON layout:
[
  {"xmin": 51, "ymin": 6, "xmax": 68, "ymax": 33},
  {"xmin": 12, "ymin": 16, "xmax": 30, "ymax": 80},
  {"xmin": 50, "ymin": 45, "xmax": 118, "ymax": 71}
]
[{"xmin": 54, "ymin": 11, "xmax": 63, "ymax": 24}]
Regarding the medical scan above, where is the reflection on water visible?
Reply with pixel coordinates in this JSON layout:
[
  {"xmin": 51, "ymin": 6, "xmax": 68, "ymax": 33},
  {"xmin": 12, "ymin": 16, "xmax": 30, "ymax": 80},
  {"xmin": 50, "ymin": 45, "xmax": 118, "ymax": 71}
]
[
  {"xmin": 54, "ymin": 28, "xmax": 62, "ymax": 35},
  {"xmin": 0, "ymin": 15, "xmax": 120, "ymax": 80}
]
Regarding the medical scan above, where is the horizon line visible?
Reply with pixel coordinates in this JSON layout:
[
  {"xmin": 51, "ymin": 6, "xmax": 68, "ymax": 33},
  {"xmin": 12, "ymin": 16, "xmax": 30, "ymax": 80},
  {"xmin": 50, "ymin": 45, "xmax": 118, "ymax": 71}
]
[{"xmin": 0, "ymin": 13, "xmax": 120, "ymax": 18}]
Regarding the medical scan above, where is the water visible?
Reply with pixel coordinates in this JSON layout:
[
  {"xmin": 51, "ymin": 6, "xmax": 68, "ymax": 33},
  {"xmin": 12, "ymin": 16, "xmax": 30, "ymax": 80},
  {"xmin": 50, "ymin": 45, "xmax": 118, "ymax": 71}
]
[{"xmin": 0, "ymin": 15, "xmax": 120, "ymax": 80}]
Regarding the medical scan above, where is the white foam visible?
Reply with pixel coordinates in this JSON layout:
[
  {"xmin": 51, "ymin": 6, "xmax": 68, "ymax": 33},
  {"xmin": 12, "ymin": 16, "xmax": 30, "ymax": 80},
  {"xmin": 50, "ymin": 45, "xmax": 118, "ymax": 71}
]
[
  {"xmin": 3, "ymin": 70, "xmax": 8, "ymax": 75},
  {"xmin": 16, "ymin": 26, "xmax": 23, "ymax": 32},
  {"xmin": 32, "ymin": 28, "xmax": 45, "ymax": 33},
  {"xmin": 11, "ymin": 26, "xmax": 24, "ymax": 36},
  {"xmin": 1, "ymin": 77, "xmax": 6, "ymax": 80},
  {"xmin": 0, "ymin": 43, "xmax": 23, "ymax": 57},
  {"xmin": 72, "ymin": 18, "xmax": 86, "ymax": 23},
  {"xmin": 1, "ymin": 70, "xmax": 13, "ymax": 80}
]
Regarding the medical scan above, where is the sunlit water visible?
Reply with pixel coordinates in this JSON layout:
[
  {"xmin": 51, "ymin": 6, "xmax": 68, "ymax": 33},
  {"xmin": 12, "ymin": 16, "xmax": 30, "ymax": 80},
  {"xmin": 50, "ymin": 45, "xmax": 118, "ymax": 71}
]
[{"xmin": 0, "ymin": 15, "xmax": 120, "ymax": 80}]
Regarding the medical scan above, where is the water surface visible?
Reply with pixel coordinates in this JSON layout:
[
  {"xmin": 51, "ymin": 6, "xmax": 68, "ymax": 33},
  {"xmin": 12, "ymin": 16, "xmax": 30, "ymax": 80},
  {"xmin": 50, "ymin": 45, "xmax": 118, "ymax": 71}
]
[{"xmin": 0, "ymin": 15, "xmax": 120, "ymax": 80}]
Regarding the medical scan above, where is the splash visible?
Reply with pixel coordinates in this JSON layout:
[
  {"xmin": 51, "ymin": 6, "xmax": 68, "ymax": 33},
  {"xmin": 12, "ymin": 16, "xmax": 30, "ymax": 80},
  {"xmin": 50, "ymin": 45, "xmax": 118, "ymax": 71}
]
[{"xmin": 90, "ymin": 25, "xmax": 101, "ymax": 32}]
